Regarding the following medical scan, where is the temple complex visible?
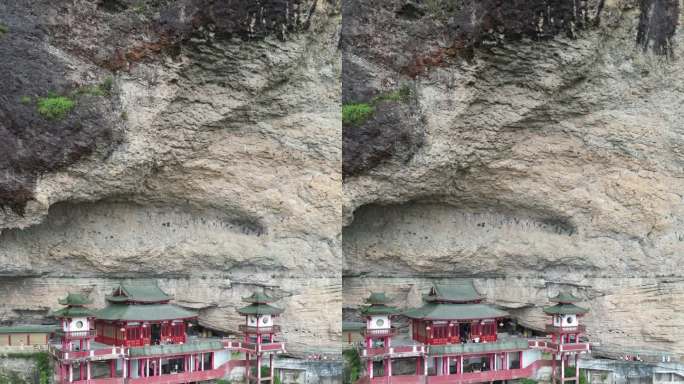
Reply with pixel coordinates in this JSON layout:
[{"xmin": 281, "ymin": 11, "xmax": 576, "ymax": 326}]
[
  {"xmin": 48, "ymin": 280, "xmax": 286, "ymax": 384},
  {"xmin": 353, "ymin": 280, "xmax": 591, "ymax": 384}
]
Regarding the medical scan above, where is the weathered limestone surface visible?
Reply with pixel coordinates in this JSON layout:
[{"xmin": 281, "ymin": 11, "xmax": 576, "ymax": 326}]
[
  {"xmin": 343, "ymin": 0, "xmax": 684, "ymax": 357},
  {"xmin": 0, "ymin": 0, "xmax": 341, "ymax": 355}
]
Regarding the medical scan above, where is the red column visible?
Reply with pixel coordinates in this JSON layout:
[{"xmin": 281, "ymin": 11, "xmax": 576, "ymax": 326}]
[{"xmin": 416, "ymin": 357, "xmax": 421, "ymax": 375}]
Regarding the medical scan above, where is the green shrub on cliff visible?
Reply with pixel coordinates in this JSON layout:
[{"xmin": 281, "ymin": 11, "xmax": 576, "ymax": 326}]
[
  {"xmin": 342, "ymin": 103, "xmax": 374, "ymax": 126},
  {"xmin": 343, "ymin": 85, "xmax": 412, "ymax": 126},
  {"xmin": 0, "ymin": 24, "xmax": 7, "ymax": 37},
  {"xmin": 37, "ymin": 95, "xmax": 75, "ymax": 120}
]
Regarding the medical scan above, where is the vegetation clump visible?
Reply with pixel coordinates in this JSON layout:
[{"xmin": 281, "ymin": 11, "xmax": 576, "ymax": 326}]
[
  {"xmin": 74, "ymin": 77, "xmax": 114, "ymax": 97},
  {"xmin": 342, "ymin": 103, "xmax": 375, "ymax": 126},
  {"xmin": 343, "ymin": 85, "xmax": 412, "ymax": 126},
  {"xmin": 0, "ymin": 24, "xmax": 7, "ymax": 38},
  {"xmin": 37, "ymin": 95, "xmax": 75, "ymax": 120},
  {"xmin": 20, "ymin": 96, "xmax": 32, "ymax": 105},
  {"xmin": 35, "ymin": 352, "xmax": 50, "ymax": 384},
  {"xmin": 343, "ymin": 349, "xmax": 362, "ymax": 384},
  {"xmin": 371, "ymin": 85, "xmax": 412, "ymax": 104}
]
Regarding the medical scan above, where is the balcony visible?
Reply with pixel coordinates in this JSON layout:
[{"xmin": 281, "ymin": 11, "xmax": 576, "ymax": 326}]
[
  {"xmin": 363, "ymin": 328, "xmax": 397, "ymax": 337},
  {"xmin": 528, "ymin": 338, "xmax": 590, "ymax": 353},
  {"xmin": 223, "ymin": 339, "xmax": 286, "ymax": 354},
  {"xmin": 545, "ymin": 325, "xmax": 586, "ymax": 333},
  {"xmin": 238, "ymin": 325, "xmax": 281, "ymax": 334},
  {"xmin": 361, "ymin": 345, "xmax": 427, "ymax": 359},
  {"xmin": 56, "ymin": 329, "xmax": 96, "ymax": 339},
  {"xmin": 367, "ymin": 359, "xmax": 551, "ymax": 384},
  {"xmin": 48, "ymin": 343, "xmax": 126, "ymax": 361}
]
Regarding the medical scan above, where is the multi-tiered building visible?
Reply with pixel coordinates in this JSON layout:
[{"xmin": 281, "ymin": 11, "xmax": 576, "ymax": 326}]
[
  {"xmin": 355, "ymin": 280, "xmax": 591, "ymax": 384},
  {"xmin": 49, "ymin": 280, "xmax": 287, "ymax": 384}
]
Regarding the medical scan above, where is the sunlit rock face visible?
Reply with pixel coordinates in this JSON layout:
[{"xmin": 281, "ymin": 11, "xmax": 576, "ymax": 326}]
[
  {"xmin": 342, "ymin": 0, "xmax": 684, "ymax": 357},
  {"xmin": 0, "ymin": 0, "xmax": 341, "ymax": 355}
]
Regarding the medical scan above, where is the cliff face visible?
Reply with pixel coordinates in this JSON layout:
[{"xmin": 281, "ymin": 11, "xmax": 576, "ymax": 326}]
[
  {"xmin": 0, "ymin": 0, "xmax": 341, "ymax": 355},
  {"xmin": 342, "ymin": 0, "xmax": 684, "ymax": 357}
]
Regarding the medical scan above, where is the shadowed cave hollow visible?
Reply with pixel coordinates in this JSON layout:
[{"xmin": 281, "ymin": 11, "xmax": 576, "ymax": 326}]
[{"xmin": 343, "ymin": 202, "xmax": 578, "ymax": 276}]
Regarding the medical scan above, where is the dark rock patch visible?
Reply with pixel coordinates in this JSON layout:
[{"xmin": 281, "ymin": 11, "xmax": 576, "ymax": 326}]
[
  {"xmin": 0, "ymin": 2, "xmax": 121, "ymax": 214},
  {"xmin": 637, "ymin": 0, "xmax": 680, "ymax": 57},
  {"xmin": 343, "ymin": 98, "xmax": 423, "ymax": 177}
]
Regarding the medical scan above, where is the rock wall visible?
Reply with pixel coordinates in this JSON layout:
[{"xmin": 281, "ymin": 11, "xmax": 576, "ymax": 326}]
[
  {"xmin": 342, "ymin": 0, "xmax": 684, "ymax": 357},
  {"xmin": 0, "ymin": 356, "xmax": 39, "ymax": 384},
  {"xmin": 0, "ymin": 0, "xmax": 341, "ymax": 355}
]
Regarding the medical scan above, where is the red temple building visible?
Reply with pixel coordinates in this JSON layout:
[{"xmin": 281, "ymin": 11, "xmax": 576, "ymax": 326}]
[
  {"xmin": 49, "ymin": 281, "xmax": 287, "ymax": 384},
  {"xmin": 355, "ymin": 280, "xmax": 591, "ymax": 384}
]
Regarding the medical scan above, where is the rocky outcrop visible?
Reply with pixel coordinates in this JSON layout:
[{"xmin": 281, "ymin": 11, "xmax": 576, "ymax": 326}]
[
  {"xmin": 342, "ymin": 0, "xmax": 684, "ymax": 357},
  {"xmin": 0, "ymin": 0, "xmax": 341, "ymax": 355}
]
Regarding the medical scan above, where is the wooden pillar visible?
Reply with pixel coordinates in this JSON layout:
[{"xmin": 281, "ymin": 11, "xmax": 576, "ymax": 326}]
[
  {"xmin": 257, "ymin": 354, "xmax": 262, "ymax": 383},
  {"xmin": 270, "ymin": 354, "xmax": 275, "ymax": 383},
  {"xmin": 86, "ymin": 361, "xmax": 91, "ymax": 380},
  {"xmin": 387, "ymin": 357, "xmax": 392, "ymax": 377},
  {"xmin": 424, "ymin": 356, "xmax": 428, "ymax": 376},
  {"xmin": 416, "ymin": 357, "xmax": 421, "ymax": 375},
  {"xmin": 368, "ymin": 359, "xmax": 373, "ymax": 379},
  {"xmin": 561, "ymin": 354, "xmax": 566, "ymax": 383},
  {"xmin": 575, "ymin": 354, "xmax": 580, "ymax": 384},
  {"xmin": 460, "ymin": 355, "xmax": 464, "ymax": 374}
]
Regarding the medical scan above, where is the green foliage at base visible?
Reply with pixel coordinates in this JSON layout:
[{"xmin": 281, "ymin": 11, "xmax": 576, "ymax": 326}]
[
  {"xmin": 519, "ymin": 379, "xmax": 538, "ymax": 384},
  {"xmin": 37, "ymin": 95, "xmax": 75, "ymax": 120},
  {"xmin": 0, "ymin": 352, "xmax": 50, "ymax": 384},
  {"xmin": 342, "ymin": 103, "xmax": 375, "ymax": 126},
  {"xmin": 260, "ymin": 366, "xmax": 281, "ymax": 384},
  {"xmin": 343, "ymin": 348, "xmax": 362, "ymax": 384},
  {"xmin": 35, "ymin": 352, "xmax": 50, "ymax": 384},
  {"xmin": 0, "ymin": 371, "xmax": 28, "ymax": 384},
  {"xmin": 20, "ymin": 96, "xmax": 32, "ymax": 105},
  {"xmin": 563, "ymin": 366, "xmax": 588, "ymax": 384},
  {"xmin": 0, "ymin": 24, "xmax": 7, "ymax": 37}
]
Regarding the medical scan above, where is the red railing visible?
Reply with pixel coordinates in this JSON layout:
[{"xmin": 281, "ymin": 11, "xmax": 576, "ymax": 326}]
[
  {"xmin": 366, "ymin": 360, "xmax": 551, "ymax": 384},
  {"xmin": 413, "ymin": 334, "xmax": 500, "ymax": 345},
  {"xmin": 127, "ymin": 366, "xmax": 227, "ymax": 384},
  {"xmin": 260, "ymin": 342, "xmax": 286, "ymax": 352},
  {"xmin": 528, "ymin": 339, "xmax": 590, "ymax": 353},
  {"xmin": 63, "ymin": 378, "xmax": 125, "ymax": 384}
]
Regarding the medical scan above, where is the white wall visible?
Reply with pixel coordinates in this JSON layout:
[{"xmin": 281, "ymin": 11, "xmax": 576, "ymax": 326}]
[
  {"xmin": 247, "ymin": 315, "xmax": 273, "ymax": 327},
  {"xmin": 553, "ymin": 314, "xmax": 578, "ymax": 327},
  {"xmin": 562, "ymin": 314, "xmax": 578, "ymax": 327},
  {"xmin": 214, "ymin": 350, "xmax": 230, "ymax": 369},
  {"xmin": 522, "ymin": 349, "xmax": 542, "ymax": 369},
  {"xmin": 368, "ymin": 315, "xmax": 389, "ymax": 330},
  {"xmin": 65, "ymin": 317, "xmax": 89, "ymax": 332}
]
